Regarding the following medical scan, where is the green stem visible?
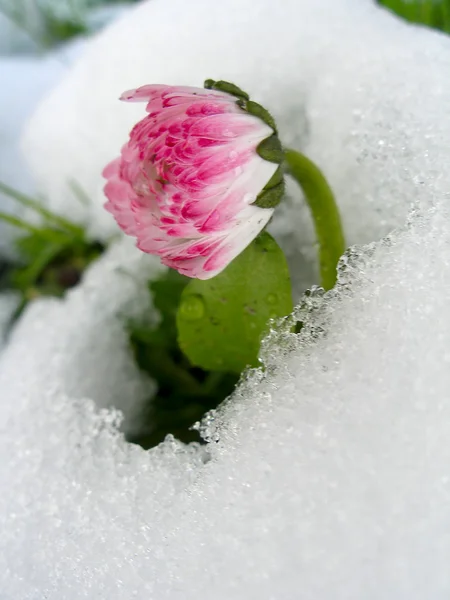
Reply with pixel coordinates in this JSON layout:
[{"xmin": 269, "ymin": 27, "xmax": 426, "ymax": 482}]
[
  {"xmin": 284, "ymin": 149, "xmax": 346, "ymax": 290},
  {"xmin": 140, "ymin": 344, "xmax": 206, "ymax": 397}
]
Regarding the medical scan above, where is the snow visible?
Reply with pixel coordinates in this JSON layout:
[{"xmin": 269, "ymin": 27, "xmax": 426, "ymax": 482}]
[
  {"xmin": 2, "ymin": 206, "xmax": 450, "ymax": 599},
  {"xmin": 0, "ymin": 0, "xmax": 450, "ymax": 597},
  {"xmin": 0, "ymin": 238, "xmax": 160, "ymax": 423}
]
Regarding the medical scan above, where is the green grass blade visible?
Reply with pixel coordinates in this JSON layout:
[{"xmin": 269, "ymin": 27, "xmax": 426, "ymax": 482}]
[
  {"xmin": 0, "ymin": 181, "xmax": 84, "ymax": 237},
  {"xmin": 0, "ymin": 212, "xmax": 43, "ymax": 235},
  {"xmin": 68, "ymin": 179, "xmax": 91, "ymax": 207},
  {"xmin": 0, "ymin": 212, "xmax": 74, "ymax": 248},
  {"xmin": 14, "ymin": 242, "xmax": 66, "ymax": 290}
]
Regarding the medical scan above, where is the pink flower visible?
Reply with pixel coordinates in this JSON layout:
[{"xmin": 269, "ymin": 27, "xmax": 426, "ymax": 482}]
[{"xmin": 103, "ymin": 81, "xmax": 283, "ymax": 279}]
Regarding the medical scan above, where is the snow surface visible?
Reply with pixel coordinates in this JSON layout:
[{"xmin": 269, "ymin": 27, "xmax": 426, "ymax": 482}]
[{"xmin": 0, "ymin": 0, "xmax": 450, "ymax": 597}]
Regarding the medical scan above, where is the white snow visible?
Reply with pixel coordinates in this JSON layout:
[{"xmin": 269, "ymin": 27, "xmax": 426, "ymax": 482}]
[
  {"xmin": 0, "ymin": 238, "xmax": 161, "ymax": 423},
  {"xmin": 2, "ymin": 204, "xmax": 450, "ymax": 599},
  {"xmin": 0, "ymin": 0, "xmax": 449, "ymax": 597}
]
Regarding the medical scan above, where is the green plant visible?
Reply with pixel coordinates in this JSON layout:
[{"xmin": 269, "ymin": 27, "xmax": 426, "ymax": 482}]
[
  {"xmin": 127, "ymin": 269, "xmax": 240, "ymax": 448},
  {"xmin": 0, "ymin": 0, "xmax": 141, "ymax": 48},
  {"xmin": 378, "ymin": 0, "xmax": 450, "ymax": 34},
  {"xmin": 0, "ymin": 181, "xmax": 104, "ymax": 321}
]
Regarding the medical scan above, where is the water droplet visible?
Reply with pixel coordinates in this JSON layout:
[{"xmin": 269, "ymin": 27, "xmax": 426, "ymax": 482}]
[
  {"xmin": 179, "ymin": 294, "xmax": 205, "ymax": 320},
  {"xmin": 267, "ymin": 293, "xmax": 277, "ymax": 304}
]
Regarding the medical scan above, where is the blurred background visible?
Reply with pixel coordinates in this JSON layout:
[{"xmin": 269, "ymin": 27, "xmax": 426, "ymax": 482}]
[
  {"xmin": 0, "ymin": 0, "xmax": 140, "ymax": 51},
  {"xmin": 0, "ymin": 0, "xmax": 448, "ymax": 54}
]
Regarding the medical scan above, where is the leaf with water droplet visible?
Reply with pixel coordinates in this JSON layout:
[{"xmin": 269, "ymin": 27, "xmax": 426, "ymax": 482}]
[
  {"xmin": 176, "ymin": 232, "xmax": 293, "ymax": 373},
  {"xmin": 178, "ymin": 294, "xmax": 205, "ymax": 321}
]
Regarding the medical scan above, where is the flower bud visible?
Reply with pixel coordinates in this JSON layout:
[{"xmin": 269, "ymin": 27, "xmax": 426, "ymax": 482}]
[{"xmin": 103, "ymin": 81, "xmax": 284, "ymax": 279}]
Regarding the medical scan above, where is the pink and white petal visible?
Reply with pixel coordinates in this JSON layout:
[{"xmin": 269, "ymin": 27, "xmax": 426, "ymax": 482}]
[
  {"xmin": 185, "ymin": 100, "xmax": 236, "ymax": 117},
  {"xmin": 174, "ymin": 143, "xmax": 261, "ymax": 189},
  {"xmin": 200, "ymin": 204, "xmax": 274, "ymax": 279},
  {"xmin": 136, "ymin": 225, "xmax": 173, "ymax": 254},
  {"xmin": 232, "ymin": 153, "xmax": 279, "ymax": 205},
  {"xmin": 143, "ymin": 87, "xmax": 234, "ymax": 114},
  {"xmin": 159, "ymin": 86, "xmax": 232, "ymax": 100},
  {"xmin": 104, "ymin": 186, "xmax": 139, "ymax": 235},
  {"xmin": 188, "ymin": 113, "xmax": 271, "ymax": 141},
  {"xmin": 102, "ymin": 157, "xmax": 122, "ymax": 179},
  {"xmin": 160, "ymin": 255, "xmax": 208, "ymax": 278},
  {"xmin": 195, "ymin": 156, "xmax": 278, "ymax": 232},
  {"xmin": 158, "ymin": 236, "xmax": 222, "ymax": 261},
  {"xmin": 120, "ymin": 84, "xmax": 169, "ymax": 102}
]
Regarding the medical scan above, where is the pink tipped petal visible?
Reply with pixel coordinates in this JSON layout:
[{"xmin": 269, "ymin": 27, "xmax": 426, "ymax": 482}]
[
  {"xmin": 102, "ymin": 157, "xmax": 121, "ymax": 179},
  {"xmin": 103, "ymin": 82, "xmax": 281, "ymax": 278},
  {"xmin": 199, "ymin": 205, "xmax": 274, "ymax": 278},
  {"xmin": 120, "ymin": 84, "xmax": 169, "ymax": 102},
  {"xmin": 189, "ymin": 113, "xmax": 269, "ymax": 140}
]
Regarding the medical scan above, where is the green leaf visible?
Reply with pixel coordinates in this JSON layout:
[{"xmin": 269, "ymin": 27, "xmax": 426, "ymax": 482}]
[
  {"xmin": 127, "ymin": 267, "xmax": 241, "ymax": 448},
  {"xmin": 176, "ymin": 232, "xmax": 293, "ymax": 374},
  {"xmin": 253, "ymin": 180, "xmax": 285, "ymax": 209},
  {"xmin": 203, "ymin": 79, "xmax": 249, "ymax": 100},
  {"xmin": 378, "ymin": 0, "xmax": 450, "ymax": 34},
  {"xmin": 128, "ymin": 269, "xmax": 190, "ymax": 375},
  {"xmin": 256, "ymin": 135, "xmax": 284, "ymax": 163},
  {"xmin": 253, "ymin": 166, "xmax": 285, "ymax": 209},
  {"xmin": 237, "ymin": 99, "xmax": 278, "ymax": 133}
]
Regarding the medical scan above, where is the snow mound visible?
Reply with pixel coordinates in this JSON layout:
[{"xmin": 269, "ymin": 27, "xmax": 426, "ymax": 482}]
[
  {"xmin": 0, "ymin": 0, "xmax": 449, "ymax": 597},
  {"xmin": 1, "ymin": 204, "xmax": 450, "ymax": 599}
]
